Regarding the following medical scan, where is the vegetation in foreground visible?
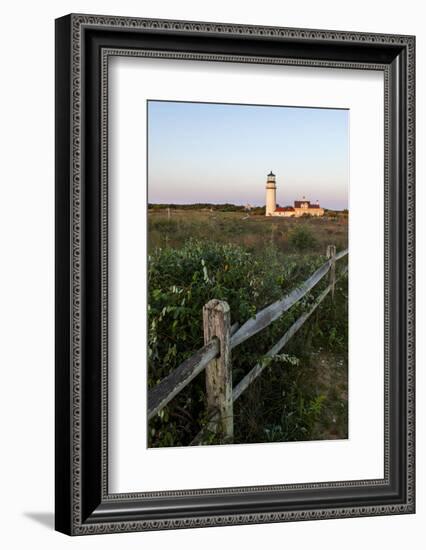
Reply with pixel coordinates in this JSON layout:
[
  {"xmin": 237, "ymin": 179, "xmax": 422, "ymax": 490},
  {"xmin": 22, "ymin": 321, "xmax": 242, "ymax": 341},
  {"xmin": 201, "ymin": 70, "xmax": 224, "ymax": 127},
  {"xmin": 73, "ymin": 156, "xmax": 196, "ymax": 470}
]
[{"xmin": 147, "ymin": 209, "xmax": 348, "ymax": 447}]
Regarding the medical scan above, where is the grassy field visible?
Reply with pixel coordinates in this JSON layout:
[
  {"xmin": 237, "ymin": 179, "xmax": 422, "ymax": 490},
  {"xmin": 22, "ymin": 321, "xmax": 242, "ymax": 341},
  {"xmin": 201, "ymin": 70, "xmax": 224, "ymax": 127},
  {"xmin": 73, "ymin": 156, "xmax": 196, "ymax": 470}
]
[
  {"xmin": 148, "ymin": 208, "xmax": 348, "ymax": 255},
  {"xmin": 147, "ymin": 208, "xmax": 348, "ymax": 447}
]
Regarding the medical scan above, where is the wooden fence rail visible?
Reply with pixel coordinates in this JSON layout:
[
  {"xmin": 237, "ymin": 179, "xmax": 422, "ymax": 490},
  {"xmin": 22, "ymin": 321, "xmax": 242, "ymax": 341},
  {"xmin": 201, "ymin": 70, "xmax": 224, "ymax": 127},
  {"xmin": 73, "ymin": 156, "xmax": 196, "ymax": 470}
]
[
  {"xmin": 190, "ymin": 265, "xmax": 348, "ymax": 445},
  {"xmin": 147, "ymin": 322, "xmax": 239, "ymax": 420},
  {"xmin": 147, "ymin": 246, "xmax": 349, "ymax": 438}
]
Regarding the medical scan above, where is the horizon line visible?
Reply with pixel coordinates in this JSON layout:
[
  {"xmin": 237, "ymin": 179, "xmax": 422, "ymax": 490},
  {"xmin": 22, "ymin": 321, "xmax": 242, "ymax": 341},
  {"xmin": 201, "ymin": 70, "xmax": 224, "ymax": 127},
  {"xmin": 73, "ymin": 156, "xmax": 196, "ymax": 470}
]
[{"xmin": 148, "ymin": 202, "xmax": 349, "ymax": 211}]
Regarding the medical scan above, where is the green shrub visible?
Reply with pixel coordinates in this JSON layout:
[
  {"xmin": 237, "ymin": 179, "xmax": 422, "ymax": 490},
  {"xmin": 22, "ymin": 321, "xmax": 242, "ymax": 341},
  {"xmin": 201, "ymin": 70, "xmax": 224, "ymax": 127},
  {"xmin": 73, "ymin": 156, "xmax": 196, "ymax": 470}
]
[
  {"xmin": 148, "ymin": 239, "xmax": 347, "ymax": 447},
  {"xmin": 288, "ymin": 225, "xmax": 318, "ymax": 251}
]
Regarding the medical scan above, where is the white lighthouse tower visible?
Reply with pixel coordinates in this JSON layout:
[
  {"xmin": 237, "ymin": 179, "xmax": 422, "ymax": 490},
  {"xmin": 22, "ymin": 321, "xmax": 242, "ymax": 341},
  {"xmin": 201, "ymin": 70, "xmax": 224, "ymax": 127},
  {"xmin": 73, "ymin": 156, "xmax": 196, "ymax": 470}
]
[{"xmin": 265, "ymin": 171, "xmax": 277, "ymax": 216}]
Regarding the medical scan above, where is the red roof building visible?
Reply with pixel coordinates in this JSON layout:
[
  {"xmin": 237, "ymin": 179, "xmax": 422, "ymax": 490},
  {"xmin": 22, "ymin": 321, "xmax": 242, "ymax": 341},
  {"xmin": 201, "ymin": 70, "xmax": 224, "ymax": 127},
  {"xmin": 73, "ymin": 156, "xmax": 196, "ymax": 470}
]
[
  {"xmin": 265, "ymin": 172, "xmax": 324, "ymax": 217},
  {"xmin": 275, "ymin": 206, "xmax": 295, "ymax": 212}
]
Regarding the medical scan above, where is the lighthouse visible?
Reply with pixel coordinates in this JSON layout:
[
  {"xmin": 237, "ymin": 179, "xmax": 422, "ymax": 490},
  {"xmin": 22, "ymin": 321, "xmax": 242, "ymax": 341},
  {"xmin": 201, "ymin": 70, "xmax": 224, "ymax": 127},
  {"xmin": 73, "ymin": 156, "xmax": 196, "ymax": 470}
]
[
  {"xmin": 264, "ymin": 171, "xmax": 325, "ymax": 217},
  {"xmin": 265, "ymin": 171, "xmax": 277, "ymax": 216}
]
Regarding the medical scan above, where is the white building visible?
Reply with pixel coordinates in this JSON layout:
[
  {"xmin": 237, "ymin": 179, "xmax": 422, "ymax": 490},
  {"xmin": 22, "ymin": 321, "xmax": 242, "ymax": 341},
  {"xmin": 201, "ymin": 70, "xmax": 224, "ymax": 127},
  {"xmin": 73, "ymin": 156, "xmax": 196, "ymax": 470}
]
[{"xmin": 265, "ymin": 171, "xmax": 324, "ymax": 217}]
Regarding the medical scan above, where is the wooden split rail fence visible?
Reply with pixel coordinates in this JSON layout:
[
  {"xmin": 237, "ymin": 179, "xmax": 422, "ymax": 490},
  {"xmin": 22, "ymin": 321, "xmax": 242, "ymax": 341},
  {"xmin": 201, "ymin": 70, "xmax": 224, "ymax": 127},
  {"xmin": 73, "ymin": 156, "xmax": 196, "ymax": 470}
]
[{"xmin": 148, "ymin": 245, "xmax": 348, "ymax": 444}]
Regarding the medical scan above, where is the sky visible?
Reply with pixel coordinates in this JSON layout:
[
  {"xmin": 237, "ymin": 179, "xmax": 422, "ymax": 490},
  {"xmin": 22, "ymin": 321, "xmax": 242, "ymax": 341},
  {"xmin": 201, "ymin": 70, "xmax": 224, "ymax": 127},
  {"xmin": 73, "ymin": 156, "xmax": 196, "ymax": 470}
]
[{"xmin": 148, "ymin": 100, "xmax": 349, "ymax": 210}]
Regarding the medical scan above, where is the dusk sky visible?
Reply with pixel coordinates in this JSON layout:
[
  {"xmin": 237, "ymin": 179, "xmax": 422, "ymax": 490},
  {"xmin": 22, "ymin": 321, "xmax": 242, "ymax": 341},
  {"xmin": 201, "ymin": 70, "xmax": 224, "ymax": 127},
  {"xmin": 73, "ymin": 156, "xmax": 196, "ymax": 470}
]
[{"xmin": 148, "ymin": 100, "xmax": 349, "ymax": 210}]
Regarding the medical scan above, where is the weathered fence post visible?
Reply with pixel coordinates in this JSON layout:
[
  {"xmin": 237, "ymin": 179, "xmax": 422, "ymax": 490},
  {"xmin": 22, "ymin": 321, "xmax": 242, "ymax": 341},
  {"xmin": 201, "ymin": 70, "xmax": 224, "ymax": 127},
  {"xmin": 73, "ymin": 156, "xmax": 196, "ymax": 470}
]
[
  {"xmin": 203, "ymin": 299, "xmax": 233, "ymax": 443},
  {"xmin": 326, "ymin": 244, "xmax": 336, "ymax": 300}
]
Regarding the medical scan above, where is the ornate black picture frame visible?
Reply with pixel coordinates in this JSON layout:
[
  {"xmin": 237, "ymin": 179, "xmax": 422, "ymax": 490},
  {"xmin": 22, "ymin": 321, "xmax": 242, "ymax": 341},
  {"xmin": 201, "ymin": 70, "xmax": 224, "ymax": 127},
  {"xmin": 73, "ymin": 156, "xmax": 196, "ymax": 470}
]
[{"xmin": 55, "ymin": 14, "xmax": 415, "ymax": 535}]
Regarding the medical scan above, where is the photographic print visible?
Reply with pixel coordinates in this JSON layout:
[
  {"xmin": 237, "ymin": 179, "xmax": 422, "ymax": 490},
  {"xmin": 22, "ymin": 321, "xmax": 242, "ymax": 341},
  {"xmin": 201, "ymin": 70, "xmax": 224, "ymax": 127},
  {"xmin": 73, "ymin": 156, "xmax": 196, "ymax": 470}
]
[
  {"xmin": 55, "ymin": 15, "xmax": 415, "ymax": 533},
  {"xmin": 147, "ymin": 100, "xmax": 349, "ymax": 448}
]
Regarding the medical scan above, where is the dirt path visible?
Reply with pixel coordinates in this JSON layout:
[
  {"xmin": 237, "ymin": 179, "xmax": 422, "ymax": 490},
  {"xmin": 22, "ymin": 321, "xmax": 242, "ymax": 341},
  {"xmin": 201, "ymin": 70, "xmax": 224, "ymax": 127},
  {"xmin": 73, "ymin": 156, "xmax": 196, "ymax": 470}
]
[{"xmin": 311, "ymin": 350, "xmax": 348, "ymax": 440}]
